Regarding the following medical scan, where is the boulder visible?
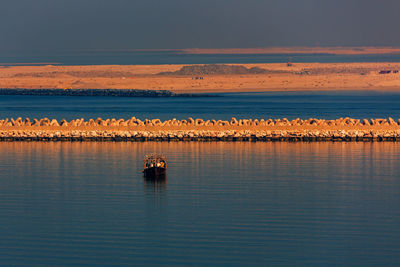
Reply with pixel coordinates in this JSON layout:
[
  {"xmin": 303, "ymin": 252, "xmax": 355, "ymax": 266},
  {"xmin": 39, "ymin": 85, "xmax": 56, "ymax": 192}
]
[
  {"xmin": 119, "ymin": 120, "xmax": 128, "ymax": 127},
  {"xmin": 100, "ymin": 119, "xmax": 107, "ymax": 126},
  {"xmin": 60, "ymin": 119, "xmax": 69, "ymax": 126},
  {"xmin": 136, "ymin": 119, "xmax": 145, "ymax": 126},
  {"xmin": 110, "ymin": 118, "xmax": 117, "ymax": 126},
  {"xmin": 230, "ymin": 117, "xmax": 238, "ymax": 126},
  {"xmin": 76, "ymin": 118, "xmax": 85, "ymax": 127},
  {"xmin": 388, "ymin": 117, "xmax": 397, "ymax": 125},
  {"xmin": 127, "ymin": 118, "xmax": 137, "ymax": 126},
  {"xmin": 152, "ymin": 119, "xmax": 161, "ymax": 126},
  {"xmin": 195, "ymin": 119, "xmax": 204, "ymax": 126},
  {"xmin": 204, "ymin": 120, "xmax": 212, "ymax": 126},
  {"xmin": 171, "ymin": 119, "xmax": 179, "ymax": 126},
  {"xmin": 188, "ymin": 117, "xmax": 195, "ymax": 125},
  {"xmin": 32, "ymin": 119, "xmax": 40, "ymax": 126},
  {"xmin": 23, "ymin": 118, "xmax": 31, "ymax": 126},
  {"xmin": 50, "ymin": 119, "xmax": 60, "ymax": 126},
  {"xmin": 282, "ymin": 118, "xmax": 290, "ymax": 125},
  {"xmin": 362, "ymin": 119, "xmax": 370, "ymax": 126},
  {"xmin": 40, "ymin": 118, "xmax": 50, "ymax": 126}
]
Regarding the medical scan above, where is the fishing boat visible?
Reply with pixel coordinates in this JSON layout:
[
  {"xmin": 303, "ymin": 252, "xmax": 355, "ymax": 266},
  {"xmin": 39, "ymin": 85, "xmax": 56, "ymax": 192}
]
[{"xmin": 143, "ymin": 153, "xmax": 167, "ymax": 178}]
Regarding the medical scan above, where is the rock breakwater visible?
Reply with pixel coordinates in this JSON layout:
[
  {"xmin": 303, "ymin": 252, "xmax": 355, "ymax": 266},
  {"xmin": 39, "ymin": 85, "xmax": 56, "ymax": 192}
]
[
  {"xmin": 1, "ymin": 117, "xmax": 400, "ymax": 141},
  {"xmin": 0, "ymin": 89, "xmax": 208, "ymax": 97}
]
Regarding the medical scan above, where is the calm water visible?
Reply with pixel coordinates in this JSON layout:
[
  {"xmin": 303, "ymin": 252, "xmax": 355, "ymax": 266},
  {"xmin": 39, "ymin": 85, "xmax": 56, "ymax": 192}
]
[
  {"xmin": 2, "ymin": 51, "xmax": 400, "ymax": 65},
  {"xmin": 1, "ymin": 91, "xmax": 400, "ymax": 121},
  {"xmin": 0, "ymin": 142, "xmax": 399, "ymax": 266},
  {"xmin": 1, "ymin": 91, "xmax": 400, "ymax": 266}
]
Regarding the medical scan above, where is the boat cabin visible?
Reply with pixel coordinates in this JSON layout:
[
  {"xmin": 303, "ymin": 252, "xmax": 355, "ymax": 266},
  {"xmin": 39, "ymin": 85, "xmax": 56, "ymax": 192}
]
[{"xmin": 143, "ymin": 153, "xmax": 167, "ymax": 177}]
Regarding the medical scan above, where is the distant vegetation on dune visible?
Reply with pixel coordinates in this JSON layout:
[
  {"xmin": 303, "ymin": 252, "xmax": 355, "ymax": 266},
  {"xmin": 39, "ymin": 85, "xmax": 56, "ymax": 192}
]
[{"xmin": 158, "ymin": 64, "xmax": 280, "ymax": 75}]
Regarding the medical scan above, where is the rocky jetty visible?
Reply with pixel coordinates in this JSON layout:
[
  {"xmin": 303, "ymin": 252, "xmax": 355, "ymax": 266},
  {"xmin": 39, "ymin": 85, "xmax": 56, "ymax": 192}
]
[
  {"xmin": 0, "ymin": 89, "xmax": 206, "ymax": 97},
  {"xmin": 1, "ymin": 117, "xmax": 400, "ymax": 141}
]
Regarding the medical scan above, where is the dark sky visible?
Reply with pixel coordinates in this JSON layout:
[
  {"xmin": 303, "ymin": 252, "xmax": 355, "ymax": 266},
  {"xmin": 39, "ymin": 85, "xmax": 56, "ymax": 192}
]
[{"xmin": 1, "ymin": 0, "xmax": 400, "ymax": 53}]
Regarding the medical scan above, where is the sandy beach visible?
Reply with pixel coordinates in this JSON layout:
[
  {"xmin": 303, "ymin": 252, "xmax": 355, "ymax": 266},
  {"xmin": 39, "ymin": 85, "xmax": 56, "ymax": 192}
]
[{"xmin": 1, "ymin": 62, "xmax": 400, "ymax": 93}]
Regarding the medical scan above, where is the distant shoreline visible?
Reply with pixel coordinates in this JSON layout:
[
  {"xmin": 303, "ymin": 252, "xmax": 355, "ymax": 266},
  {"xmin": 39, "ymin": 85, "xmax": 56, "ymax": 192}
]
[
  {"xmin": 0, "ymin": 63, "xmax": 61, "ymax": 66},
  {"xmin": 66, "ymin": 47, "xmax": 400, "ymax": 55},
  {"xmin": 181, "ymin": 47, "xmax": 400, "ymax": 55}
]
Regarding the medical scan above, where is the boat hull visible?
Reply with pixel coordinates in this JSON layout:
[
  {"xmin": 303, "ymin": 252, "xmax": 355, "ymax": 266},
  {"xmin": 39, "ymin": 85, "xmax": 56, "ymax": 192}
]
[{"xmin": 143, "ymin": 167, "xmax": 166, "ymax": 178}]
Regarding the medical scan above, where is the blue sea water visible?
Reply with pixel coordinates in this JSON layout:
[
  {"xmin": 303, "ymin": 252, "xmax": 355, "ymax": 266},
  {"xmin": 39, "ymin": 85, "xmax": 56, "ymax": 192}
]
[
  {"xmin": 0, "ymin": 91, "xmax": 400, "ymax": 121},
  {"xmin": 1, "ymin": 76, "xmax": 400, "ymax": 265},
  {"xmin": 0, "ymin": 141, "xmax": 399, "ymax": 266}
]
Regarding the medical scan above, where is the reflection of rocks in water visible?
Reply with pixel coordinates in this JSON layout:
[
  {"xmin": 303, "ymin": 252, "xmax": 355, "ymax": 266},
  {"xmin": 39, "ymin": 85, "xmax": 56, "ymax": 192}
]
[{"xmin": 144, "ymin": 175, "xmax": 167, "ymax": 195}]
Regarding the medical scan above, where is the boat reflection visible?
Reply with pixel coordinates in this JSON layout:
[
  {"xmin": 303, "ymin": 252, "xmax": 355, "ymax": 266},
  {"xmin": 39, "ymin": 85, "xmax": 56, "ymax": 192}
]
[{"xmin": 143, "ymin": 175, "xmax": 167, "ymax": 194}]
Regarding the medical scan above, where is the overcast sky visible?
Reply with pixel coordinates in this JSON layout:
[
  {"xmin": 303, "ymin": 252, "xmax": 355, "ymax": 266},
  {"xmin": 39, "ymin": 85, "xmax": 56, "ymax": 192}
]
[{"xmin": 1, "ymin": 0, "xmax": 399, "ymax": 53}]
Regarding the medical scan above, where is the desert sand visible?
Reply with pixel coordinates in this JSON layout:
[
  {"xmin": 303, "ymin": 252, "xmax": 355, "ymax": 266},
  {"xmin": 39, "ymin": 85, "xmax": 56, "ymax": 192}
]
[{"xmin": 1, "ymin": 62, "xmax": 400, "ymax": 93}]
